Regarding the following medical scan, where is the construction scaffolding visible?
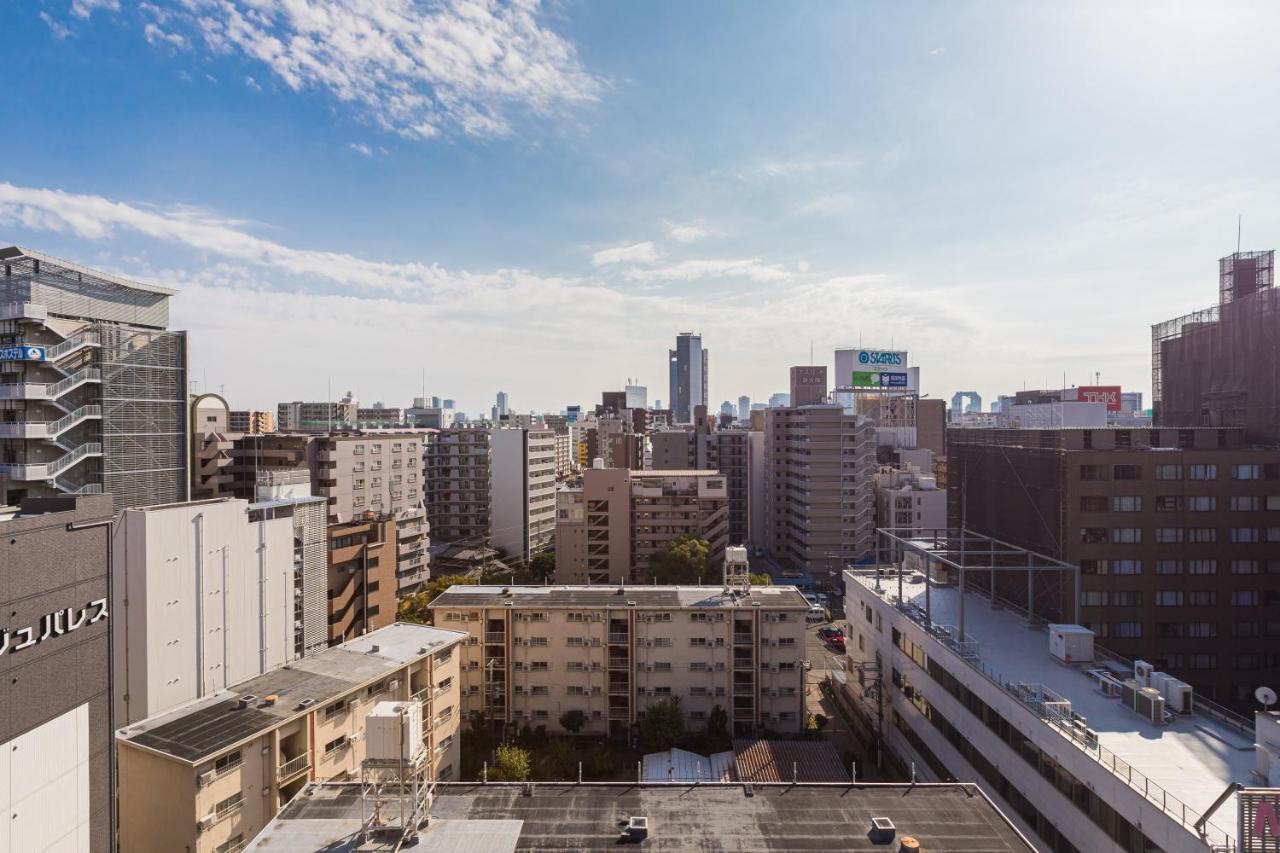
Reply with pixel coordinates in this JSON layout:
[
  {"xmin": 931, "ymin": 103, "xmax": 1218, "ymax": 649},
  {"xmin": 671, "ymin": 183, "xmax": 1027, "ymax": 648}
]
[
  {"xmin": 1152, "ymin": 250, "xmax": 1280, "ymax": 444},
  {"xmin": 359, "ymin": 752, "xmax": 433, "ymax": 849}
]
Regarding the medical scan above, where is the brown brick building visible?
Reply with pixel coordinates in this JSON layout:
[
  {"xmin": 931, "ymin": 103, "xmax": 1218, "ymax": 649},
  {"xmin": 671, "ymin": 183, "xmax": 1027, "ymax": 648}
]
[{"xmin": 948, "ymin": 426, "xmax": 1280, "ymax": 708}]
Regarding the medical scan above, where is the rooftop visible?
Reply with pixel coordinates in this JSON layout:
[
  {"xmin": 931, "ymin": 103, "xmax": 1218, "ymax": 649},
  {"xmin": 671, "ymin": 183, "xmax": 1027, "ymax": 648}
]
[
  {"xmin": 246, "ymin": 781, "xmax": 1034, "ymax": 852},
  {"xmin": 847, "ymin": 566, "xmax": 1256, "ymax": 849},
  {"xmin": 0, "ymin": 245, "xmax": 178, "ymax": 296},
  {"xmin": 116, "ymin": 623, "xmax": 466, "ymax": 764},
  {"xmin": 429, "ymin": 584, "xmax": 811, "ymax": 610}
]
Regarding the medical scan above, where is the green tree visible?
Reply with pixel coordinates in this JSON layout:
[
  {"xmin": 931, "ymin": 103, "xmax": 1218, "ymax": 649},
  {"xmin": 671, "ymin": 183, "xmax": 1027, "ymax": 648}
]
[
  {"xmin": 558, "ymin": 709, "xmax": 587, "ymax": 735},
  {"xmin": 528, "ymin": 549, "xmax": 556, "ymax": 582},
  {"xmin": 538, "ymin": 739, "xmax": 577, "ymax": 780},
  {"xmin": 706, "ymin": 704, "xmax": 731, "ymax": 750},
  {"xmin": 747, "ymin": 572, "xmax": 772, "ymax": 586},
  {"xmin": 396, "ymin": 575, "xmax": 477, "ymax": 625},
  {"xmin": 639, "ymin": 697, "xmax": 685, "ymax": 751},
  {"xmin": 491, "ymin": 745, "xmax": 532, "ymax": 781},
  {"xmin": 588, "ymin": 742, "xmax": 616, "ymax": 778},
  {"xmin": 643, "ymin": 536, "xmax": 710, "ymax": 584}
]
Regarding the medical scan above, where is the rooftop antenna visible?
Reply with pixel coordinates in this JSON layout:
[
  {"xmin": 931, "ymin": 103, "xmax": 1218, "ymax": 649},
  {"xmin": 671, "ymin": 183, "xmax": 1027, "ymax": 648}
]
[
  {"xmin": 1258, "ymin": 686, "xmax": 1277, "ymax": 713},
  {"xmin": 1238, "ymin": 215, "xmax": 1243, "ymax": 254}
]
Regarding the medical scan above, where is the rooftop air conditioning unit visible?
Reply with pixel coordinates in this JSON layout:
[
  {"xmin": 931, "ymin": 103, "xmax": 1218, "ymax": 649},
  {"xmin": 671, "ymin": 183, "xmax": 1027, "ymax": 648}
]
[
  {"xmin": 1165, "ymin": 679, "xmax": 1194, "ymax": 714},
  {"xmin": 1134, "ymin": 660, "xmax": 1154, "ymax": 687},
  {"xmin": 196, "ymin": 770, "xmax": 216, "ymax": 788},
  {"xmin": 196, "ymin": 816, "xmax": 214, "ymax": 834}
]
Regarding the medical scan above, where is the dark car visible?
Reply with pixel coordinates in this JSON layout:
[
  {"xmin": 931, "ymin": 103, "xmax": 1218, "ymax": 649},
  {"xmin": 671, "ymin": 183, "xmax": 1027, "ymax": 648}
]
[
  {"xmin": 817, "ymin": 626, "xmax": 843, "ymax": 640},
  {"xmin": 826, "ymin": 637, "xmax": 846, "ymax": 653}
]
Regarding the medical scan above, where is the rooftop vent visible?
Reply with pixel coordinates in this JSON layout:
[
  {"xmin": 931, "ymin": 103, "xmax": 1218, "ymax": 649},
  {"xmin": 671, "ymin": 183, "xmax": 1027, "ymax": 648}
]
[
  {"xmin": 367, "ymin": 644, "xmax": 381, "ymax": 654},
  {"xmin": 237, "ymin": 695, "xmax": 258, "ymax": 710},
  {"xmin": 870, "ymin": 816, "xmax": 896, "ymax": 844},
  {"xmin": 298, "ymin": 698, "xmax": 316, "ymax": 710}
]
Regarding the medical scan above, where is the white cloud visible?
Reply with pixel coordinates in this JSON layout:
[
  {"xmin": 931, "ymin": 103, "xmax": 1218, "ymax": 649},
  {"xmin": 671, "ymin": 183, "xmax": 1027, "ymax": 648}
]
[
  {"xmin": 245, "ymin": 76, "xmax": 262, "ymax": 91},
  {"xmin": 144, "ymin": 23, "xmax": 188, "ymax": 49},
  {"xmin": 592, "ymin": 241, "xmax": 659, "ymax": 267},
  {"xmin": 930, "ymin": 47, "xmax": 947, "ymax": 56},
  {"xmin": 348, "ymin": 142, "xmax": 373, "ymax": 157},
  {"xmin": 123, "ymin": 0, "xmax": 605, "ymax": 140},
  {"xmin": 70, "ymin": 0, "xmax": 119, "ymax": 21},
  {"xmin": 665, "ymin": 222, "xmax": 708, "ymax": 244},
  {"xmin": 40, "ymin": 12, "xmax": 74, "ymax": 39},
  {"xmin": 792, "ymin": 193, "xmax": 854, "ymax": 217},
  {"xmin": 627, "ymin": 258, "xmax": 791, "ymax": 284}
]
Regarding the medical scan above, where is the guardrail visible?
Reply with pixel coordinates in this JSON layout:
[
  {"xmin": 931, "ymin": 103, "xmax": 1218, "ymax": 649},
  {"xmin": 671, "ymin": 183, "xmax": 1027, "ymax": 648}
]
[{"xmin": 277, "ymin": 754, "xmax": 310, "ymax": 780}]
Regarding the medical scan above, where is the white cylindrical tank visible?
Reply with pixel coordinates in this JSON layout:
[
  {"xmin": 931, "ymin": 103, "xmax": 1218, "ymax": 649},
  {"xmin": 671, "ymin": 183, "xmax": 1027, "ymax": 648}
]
[{"xmin": 364, "ymin": 701, "xmax": 424, "ymax": 761}]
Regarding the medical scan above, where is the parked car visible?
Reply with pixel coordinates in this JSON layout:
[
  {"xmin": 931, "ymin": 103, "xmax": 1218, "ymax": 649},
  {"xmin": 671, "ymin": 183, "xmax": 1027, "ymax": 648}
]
[
  {"xmin": 817, "ymin": 626, "xmax": 843, "ymax": 640},
  {"xmin": 805, "ymin": 605, "xmax": 829, "ymax": 623},
  {"xmin": 826, "ymin": 637, "xmax": 846, "ymax": 653}
]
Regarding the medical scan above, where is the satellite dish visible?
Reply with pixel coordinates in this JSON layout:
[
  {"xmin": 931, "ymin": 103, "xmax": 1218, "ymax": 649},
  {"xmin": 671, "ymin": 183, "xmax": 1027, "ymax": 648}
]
[{"xmin": 1257, "ymin": 686, "xmax": 1278, "ymax": 709}]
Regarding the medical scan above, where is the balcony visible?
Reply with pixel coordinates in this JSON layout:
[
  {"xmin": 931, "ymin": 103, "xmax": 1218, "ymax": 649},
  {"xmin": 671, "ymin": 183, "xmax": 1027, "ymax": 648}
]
[
  {"xmin": 607, "ymin": 632, "xmax": 628, "ymax": 645},
  {"xmin": 484, "ymin": 631, "xmax": 504, "ymax": 644},
  {"xmin": 733, "ymin": 633, "xmax": 753, "ymax": 645},
  {"xmin": 608, "ymin": 708, "xmax": 630, "ymax": 721},
  {"xmin": 733, "ymin": 684, "xmax": 754, "ymax": 695},
  {"xmin": 733, "ymin": 709, "xmax": 754, "ymax": 720},
  {"xmin": 277, "ymin": 754, "xmax": 310, "ymax": 780},
  {"xmin": 608, "ymin": 656, "xmax": 628, "ymax": 670},
  {"xmin": 608, "ymin": 683, "xmax": 629, "ymax": 696}
]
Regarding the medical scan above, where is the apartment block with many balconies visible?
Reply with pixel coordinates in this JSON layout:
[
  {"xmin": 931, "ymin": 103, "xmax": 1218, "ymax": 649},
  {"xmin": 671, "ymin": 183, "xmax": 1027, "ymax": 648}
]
[
  {"xmin": 0, "ymin": 246, "xmax": 189, "ymax": 509},
  {"xmin": 116, "ymin": 623, "xmax": 465, "ymax": 853},
  {"xmin": 429, "ymin": 585, "xmax": 809, "ymax": 739}
]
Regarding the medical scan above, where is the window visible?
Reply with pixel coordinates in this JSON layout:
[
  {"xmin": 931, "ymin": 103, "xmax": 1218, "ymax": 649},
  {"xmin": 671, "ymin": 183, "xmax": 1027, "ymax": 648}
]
[
  {"xmin": 323, "ymin": 701, "xmax": 346, "ymax": 721},
  {"xmin": 215, "ymin": 837, "xmax": 245, "ymax": 853},
  {"xmin": 566, "ymin": 685, "xmax": 586, "ymax": 696},
  {"xmin": 1111, "ymin": 527, "xmax": 1141, "ymax": 543},
  {"xmin": 566, "ymin": 661, "xmax": 586, "ymax": 672},
  {"xmin": 1269, "ymin": 495, "xmax": 1280, "ymax": 511},
  {"xmin": 1189, "ymin": 464, "xmax": 1217, "ymax": 480},
  {"xmin": 1187, "ymin": 654, "xmax": 1217, "ymax": 669},
  {"xmin": 1154, "ymin": 591, "xmax": 1183, "ymax": 607},
  {"xmin": 653, "ymin": 662, "xmax": 672, "ymax": 672},
  {"xmin": 1155, "ymin": 560, "xmax": 1182, "ymax": 575},
  {"xmin": 690, "ymin": 686, "xmax": 708, "ymax": 696},
  {"xmin": 530, "ymin": 686, "xmax": 549, "ymax": 696},
  {"xmin": 1079, "ymin": 496, "xmax": 1107, "ymax": 512},
  {"xmin": 689, "ymin": 662, "xmax": 708, "ymax": 672},
  {"xmin": 211, "ymin": 792, "xmax": 243, "ymax": 820},
  {"xmin": 564, "ymin": 637, "xmax": 584, "ymax": 647},
  {"xmin": 1187, "ymin": 527, "xmax": 1217, "ymax": 543},
  {"xmin": 1155, "ymin": 495, "xmax": 1183, "ymax": 512},
  {"xmin": 653, "ymin": 686, "xmax": 672, "ymax": 696},
  {"xmin": 1187, "ymin": 590, "xmax": 1216, "ymax": 605},
  {"xmin": 529, "ymin": 637, "xmax": 549, "ymax": 647},
  {"xmin": 1233, "ymin": 464, "xmax": 1261, "ymax": 480},
  {"xmin": 690, "ymin": 613, "xmax": 709, "ymax": 622},
  {"xmin": 1113, "ymin": 465, "xmax": 1142, "ymax": 481},
  {"xmin": 1110, "ymin": 591, "xmax": 1141, "ymax": 607},
  {"xmin": 1155, "ymin": 464, "xmax": 1183, "ymax": 480},
  {"xmin": 1080, "ymin": 528, "xmax": 1107, "ymax": 544},
  {"xmin": 1079, "ymin": 464, "xmax": 1109, "ymax": 481},
  {"xmin": 529, "ymin": 661, "xmax": 548, "ymax": 671},
  {"xmin": 1157, "ymin": 622, "xmax": 1183, "ymax": 638},
  {"xmin": 1232, "ymin": 495, "xmax": 1261, "ymax": 511},
  {"xmin": 652, "ymin": 637, "xmax": 672, "ymax": 647},
  {"xmin": 689, "ymin": 637, "xmax": 708, "ymax": 647},
  {"xmin": 1112, "ymin": 496, "xmax": 1142, "ymax": 512},
  {"xmin": 323, "ymin": 735, "xmax": 347, "ymax": 756},
  {"xmin": 1187, "ymin": 496, "xmax": 1216, "ymax": 512},
  {"xmin": 1234, "ymin": 622, "xmax": 1262, "ymax": 638},
  {"xmin": 1187, "ymin": 621, "xmax": 1217, "ymax": 638},
  {"xmin": 1232, "ymin": 527, "xmax": 1260, "ymax": 543},
  {"xmin": 212, "ymin": 750, "xmax": 242, "ymax": 775},
  {"xmin": 1269, "ymin": 527, "xmax": 1280, "ymax": 543},
  {"xmin": 1233, "ymin": 591, "xmax": 1260, "ymax": 606},
  {"xmin": 1155, "ymin": 528, "xmax": 1183, "ymax": 543},
  {"xmin": 371, "ymin": 443, "xmax": 382, "ymax": 454},
  {"xmin": 1188, "ymin": 559, "xmax": 1217, "ymax": 575},
  {"xmin": 1111, "ymin": 622, "xmax": 1142, "ymax": 638},
  {"xmin": 1080, "ymin": 591, "xmax": 1106, "ymax": 607}
]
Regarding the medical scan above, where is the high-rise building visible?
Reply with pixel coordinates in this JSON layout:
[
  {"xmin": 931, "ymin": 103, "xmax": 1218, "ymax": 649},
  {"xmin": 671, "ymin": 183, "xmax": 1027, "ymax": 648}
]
[
  {"xmin": 625, "ymin": 383, "xmax": 647, "ymax": 409},
  {"xmin": 703, "ymin": 429, "xmax": 750, "ymax": 547},
  {"xmin": 0, "ymin": 247, "xmax": 189, "ymax": 508},
  {"xmin": 495, "ymin": 391, "xmax": 509, "ymax": 417},
  {"xmin": 947, "ymin": 426, "xmax": 1280, "ymax": 708},
  {"xmin": 737, "ymin": 395, "xmax": 750, "ymax": 421},
  {"xmin": 0, "ymin": 494, "xmax": 114, "ymax": 851},
  {"xmin": 763, "ymin": 402, "xmax": 875, "ymax": 573},
  {"xmin": 554, "ymin": 467, "xmax": 729, "ymax": 584},
  {"xmin": 767, "ymin": 392, "xmax": 790, "ymax": 408},
  {"xmin": 115, "ymin": 624, "xmax": 466, "ymax": 853},
  {"xmin": 430, "ymin": 582, "xmax": 809, "ymax": 737},
  {"xmin": 788, "ymin": 366, "xmax": 827, "ymax": 406},
  {"xmin": 424, "ymin": 427, "xmax": 555, "ymax": 564},
  {"xmin": 1153, "ymin": 249, "xmax": 1280, "ymax": 443},
  {"xmin": 668, "ymin": 332, "xmax": 708, "ymax": 423}
]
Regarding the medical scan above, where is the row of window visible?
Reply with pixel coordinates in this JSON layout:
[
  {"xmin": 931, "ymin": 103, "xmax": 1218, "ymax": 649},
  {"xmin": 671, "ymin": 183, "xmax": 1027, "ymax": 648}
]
[
  {"xmin": 1081, "ymin": 495, "xmax": 1280, "ymax": 512},
  {"xmin": 1080, "ymin": 463, "xmax": 1277, "ymax": 481},
  {"xmin": 1080, "ymin": 526, "xmax": 1280, "ymax": 544},
  {"xmin": 1080, "ymin": 589, "xmax": 1273, "ymax": 607},
  {"xmin": 1082, "ymin": 558, "xmax": 1280, "ymax": 575},
  {"xmin": 351, "ymin": 442, "xmax": 417, "ymax": 455}
]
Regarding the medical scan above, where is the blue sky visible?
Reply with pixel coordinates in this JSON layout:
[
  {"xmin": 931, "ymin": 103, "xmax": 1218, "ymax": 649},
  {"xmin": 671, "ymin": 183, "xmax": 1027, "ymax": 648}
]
[{"xmin": 3, "ymin": 0, "xmax": 1280, "ymax": 414}]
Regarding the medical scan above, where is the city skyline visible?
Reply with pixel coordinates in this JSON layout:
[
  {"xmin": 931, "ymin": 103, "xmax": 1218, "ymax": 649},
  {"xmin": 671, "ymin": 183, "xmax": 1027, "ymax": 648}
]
[{"xmin": 5, "ymin": 3, "xmax": 1280, "ymax": 413}]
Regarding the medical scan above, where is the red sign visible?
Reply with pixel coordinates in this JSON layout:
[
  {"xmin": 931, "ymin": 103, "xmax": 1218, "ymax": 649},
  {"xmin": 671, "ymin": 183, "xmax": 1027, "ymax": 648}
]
[{"xmin": 1075, "ymin": 385, "xmax": 1122, "ymax": 412}]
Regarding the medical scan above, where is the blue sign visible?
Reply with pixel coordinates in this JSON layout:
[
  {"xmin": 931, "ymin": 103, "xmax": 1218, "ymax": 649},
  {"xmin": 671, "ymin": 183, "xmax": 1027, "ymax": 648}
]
[
  {"xmin": 881, "ymin": 371, "xmax": 909, "ymax": 388},
  {"xmin": 857, "ymin": 350, "xmax": 904, "ymax": 366},
  {"xmin": 0, "ymin": 345, "xmax": 46, "ymax": 362}
]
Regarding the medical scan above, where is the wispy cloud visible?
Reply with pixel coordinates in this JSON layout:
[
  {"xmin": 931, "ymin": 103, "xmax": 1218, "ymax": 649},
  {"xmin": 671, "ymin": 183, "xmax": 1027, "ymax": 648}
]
[
  {"xmin": 348, "ymin": 142, "xmax": 373, "ymax": 157},
  {"xmin": 40, "ymin": 11, "xmax": 74, "ymax": 39},
  {"xmin": 930, "ymin": 47, "xmax": 946, "ymax": 56},
  {"xmin": 626, "ymin": 257, "xmax": 791, "ymax": 284},
  {"xmin": 106, "ymin": 0, "xmax": 605, "ymax": 141},
  {"xmin": 665, "ymin": 222, "xmax": 708, "ymax": 244},
  {"xmin": 592, "ymin": 241, "xmax": 659, "ymax": 266},
  {"xmin": 244, "ymin": 76, "xmax": 262, "ymax": 92},
  {"xmin": 792, "ymin": 192, "xmax": 854, "ymax": 218}
]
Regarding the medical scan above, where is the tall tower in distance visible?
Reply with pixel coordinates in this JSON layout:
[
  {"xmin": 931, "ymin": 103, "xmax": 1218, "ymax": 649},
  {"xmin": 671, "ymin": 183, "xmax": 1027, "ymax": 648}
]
[{"xmin": 668, "ymin": 332, "xmax": 708, "ymax": 424}]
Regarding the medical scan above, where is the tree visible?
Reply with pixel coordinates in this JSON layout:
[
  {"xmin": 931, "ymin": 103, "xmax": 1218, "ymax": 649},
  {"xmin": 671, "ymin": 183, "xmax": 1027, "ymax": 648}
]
[
  {"xmin": 529, "ymin": 549, "xmax": 556, "ymax": 582},
  {"xmin": 538, "ymin": 738, "xmax": 577, "ymax": 781},
  {"xmin": 747, "ymin": 572, "xmax": 772, "ymax": 586},
  {"xmin": 559, "ymin": 709, "xmax": 587, "ymax": 735},
  {"xmin": 639, "ymin": 697, "xmax": 685, "ymax": 751},
  {"xmin": 706, "ymin": 704, "xmax": 731, "ymax": 749},
  {"xmin": 643, "ymin": 536, "xmax": 710, "ymax": 584},
  {"xmin": 491, "ymin": 745, "xmax": 532, "ymax": 781},
  {"xmin": 396, "ymin": 575, "xmax": 477, "ymax": 625}
]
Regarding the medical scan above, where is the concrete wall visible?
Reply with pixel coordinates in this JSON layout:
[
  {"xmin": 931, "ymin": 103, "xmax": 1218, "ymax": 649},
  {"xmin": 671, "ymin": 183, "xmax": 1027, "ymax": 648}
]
[{"xmin": 114, "ymin": 499, "xmax": 295, "ymax": 725}]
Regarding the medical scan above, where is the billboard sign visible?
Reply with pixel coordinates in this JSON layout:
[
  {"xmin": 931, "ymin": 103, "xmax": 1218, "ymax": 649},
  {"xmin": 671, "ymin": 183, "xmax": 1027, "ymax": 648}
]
[
  {"xmin": 856, "ymin": 350, "xmax": 905, "ymax": 366},
  {"xmin": 850, "ymin": 371, "xmax": 909, "ymax": 389},
  {"xmin": 1240, "ymin": 789, "xmax": 1280, "ymax": 853},
  {"xmin": 0, "ymin": 345, "xmax": 46, "ymax": 362},
  {"xmin": 1075, "ymin": 385, "xmax": 1122, "ymax": 412}
]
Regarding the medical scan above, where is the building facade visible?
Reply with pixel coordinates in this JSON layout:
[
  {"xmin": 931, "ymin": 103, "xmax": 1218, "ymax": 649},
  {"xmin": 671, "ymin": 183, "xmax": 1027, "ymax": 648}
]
[
  {"xmin": 326, "ymin": 513, "xmax": 398, "ymax": 644},
  {"xmin": 490, "ymin": 427, "xmax": 557, "ymax": 563},
  {"xmin": 874, "ymin": 454, "xmax": 945, "ymax": 536},
  {"xmin": 669, "ymin": 332, "xmax": 709, "ymax": 424},
  {"xmin": 191, "ymin": 392, "xmax": 235, "ymax": 501},
  {"xmin": 0, "ymin": 246, "xmax": 189, "ymax": 509},
  {"xmin": 229, "ymin": 409, "xmax": 275, "ymax": 434},
  {"xmin": 947, "ymin": 426, "xmax": 1280, "ymax": 708},
  {"xmin": 0, "ymin": 494, "xmax": 114, "ymax": 852},
  {"xmin": 555, "ymin": 468, "xmax": 730, "ymax": 584},
  {"xmin": 763, "ymin": 404, "xmax": 876, "ymax": 572},
  {"xmin": 429, "ymin": 586, "xmax": 809, "ymax": 738},
  {"xmin": 116, "ymin": 624, "xmax": 465, "ymax": 853}
]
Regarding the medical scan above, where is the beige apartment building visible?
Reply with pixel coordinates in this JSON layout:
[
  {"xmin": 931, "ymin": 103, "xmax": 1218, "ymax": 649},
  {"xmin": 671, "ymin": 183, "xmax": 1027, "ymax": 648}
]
[
  {"xmin": 116, "ymin": 623, "xmax": 465, "ymax": 853},
  {"xmin": 429, "ymin": 585, "xmax": 809, "ymax": 738},
  {"xmin": 230, "ymin": 409, "xmax": 276, "ymax": 434},
  {"xmin": 555, "ymin": 467, "xmax": 730, "ymax": 584},
  {"xmin": 763, "ymin": 404, "xmax": 876, "ymax": 572},
  {"xmin": 424, "ymin": 427, "xmax": 556, "ymax": 564}
]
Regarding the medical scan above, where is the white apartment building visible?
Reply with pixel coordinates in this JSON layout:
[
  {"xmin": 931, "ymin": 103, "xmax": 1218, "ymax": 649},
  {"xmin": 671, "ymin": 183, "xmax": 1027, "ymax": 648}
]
[
  {"xmin": 424, "ymin": 427, "xmax": 556, "ymax": 565},
  {"xmin": 113, "ymin": 498, "xmax": 306, "ymax": 725},
  {"xmin": 874, "ymin": 453, "xmax": 945, "ymax": 536},
  {"xmin": 429, "ymin": 585, "xmax": 810, "ymax": 738},
  {"xmin": 116, "ymin": 623, "xmax": 466, "ymax": 853},
  {"xmin": 840, "ymin": 534, "xmax": 1269, "ymax": 853}
]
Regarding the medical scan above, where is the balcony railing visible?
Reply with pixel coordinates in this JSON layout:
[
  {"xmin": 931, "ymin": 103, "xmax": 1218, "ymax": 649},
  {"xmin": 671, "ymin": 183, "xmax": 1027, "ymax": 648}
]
[
  {"xmin": 608, "ymin": 684, "xmax": 629, "ymax": 696},
  {"xmin": 733, "ymin": 709, "xmax": 754, "ymax": 720},
  {"xmin": 607, "ymin": 632, "xmax": 628, "ymax": 644},
  {"xmin": 277, "ymin": 754, "xmax": 310, "ymax": 780},
  {"xmin": 484, "ymin": 631, "xmax": 504, "ymax": 644},
  {"xmin": 608, "ymin": 708, "xmax": 630, "ymax": 720},
  {"xmin": 733, "ymin": 685, "xmax": 754, "ymax": 695},
  {"xmin": 608, "ymin": 657, "xmax": 628, "ymax": 670},
  {"xmin": 733, "ymin": 633, "xmax": 754, "ymax": 645}
]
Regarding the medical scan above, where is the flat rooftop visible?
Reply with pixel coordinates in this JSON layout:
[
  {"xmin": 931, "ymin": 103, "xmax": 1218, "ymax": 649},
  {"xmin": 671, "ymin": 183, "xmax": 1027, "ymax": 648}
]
[
  {"xmin": 847, "ymin": 570, "xmax": 1256, "ymax": 845},
  {"xmin": 246, "ymin": 782, "xmax": 1035, "ymax": 852},
  {"xmin": 429, "ymin": 584, "xmax": 811, "ymax": 610},
  {"xmin": 116, "ymin": 623, "xmax": 466, "ymax": 764}
]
